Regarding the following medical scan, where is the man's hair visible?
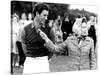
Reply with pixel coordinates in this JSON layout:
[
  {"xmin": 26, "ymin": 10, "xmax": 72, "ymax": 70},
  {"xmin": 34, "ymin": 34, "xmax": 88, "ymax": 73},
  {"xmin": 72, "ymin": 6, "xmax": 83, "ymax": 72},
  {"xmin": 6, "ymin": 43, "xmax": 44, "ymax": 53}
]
[{"xmin": 33, "ymin": 3, "xmax": 49, "ymax": 17}]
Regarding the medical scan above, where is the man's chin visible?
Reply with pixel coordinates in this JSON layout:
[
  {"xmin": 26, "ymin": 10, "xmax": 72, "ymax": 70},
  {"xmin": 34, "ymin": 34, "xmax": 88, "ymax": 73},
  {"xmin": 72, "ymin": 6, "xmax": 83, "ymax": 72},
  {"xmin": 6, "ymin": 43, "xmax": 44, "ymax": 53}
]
[{"xmin": 42, "ymin": 21, "xmax": 45, "ymax": 24}]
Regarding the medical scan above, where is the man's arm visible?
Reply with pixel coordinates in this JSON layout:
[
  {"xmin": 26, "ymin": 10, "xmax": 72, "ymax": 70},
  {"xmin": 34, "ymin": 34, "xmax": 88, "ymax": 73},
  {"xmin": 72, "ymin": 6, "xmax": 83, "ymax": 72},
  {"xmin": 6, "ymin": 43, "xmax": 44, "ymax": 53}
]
[{"xmin": 20, "ymin": 28, "xmax": 27, "ymax": 53}]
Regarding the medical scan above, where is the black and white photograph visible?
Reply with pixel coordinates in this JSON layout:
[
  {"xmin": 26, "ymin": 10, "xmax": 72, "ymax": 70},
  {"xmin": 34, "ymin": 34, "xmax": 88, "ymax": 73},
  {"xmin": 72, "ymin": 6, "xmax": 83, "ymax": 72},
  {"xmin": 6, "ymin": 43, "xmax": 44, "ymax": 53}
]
[{"xmin": 10, "ymin": 0, "xmax": 98, "ymax": 74}]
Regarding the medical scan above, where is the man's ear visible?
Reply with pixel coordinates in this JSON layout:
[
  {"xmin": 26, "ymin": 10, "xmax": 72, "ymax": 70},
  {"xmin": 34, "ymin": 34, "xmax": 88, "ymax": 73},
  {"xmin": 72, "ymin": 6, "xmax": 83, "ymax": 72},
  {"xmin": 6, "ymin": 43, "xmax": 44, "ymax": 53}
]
[{"xmin": 36, "ymin": 12, "xmax": 39, "ymax": 16}]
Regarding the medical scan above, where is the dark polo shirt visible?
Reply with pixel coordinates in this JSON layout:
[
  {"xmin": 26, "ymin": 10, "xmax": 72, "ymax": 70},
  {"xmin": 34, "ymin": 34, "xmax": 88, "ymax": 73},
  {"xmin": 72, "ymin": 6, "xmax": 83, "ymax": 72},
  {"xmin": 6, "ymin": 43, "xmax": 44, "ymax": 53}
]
[{"xmin": 21, "ymin": 23, "xmax": 51, "ymax": 57}]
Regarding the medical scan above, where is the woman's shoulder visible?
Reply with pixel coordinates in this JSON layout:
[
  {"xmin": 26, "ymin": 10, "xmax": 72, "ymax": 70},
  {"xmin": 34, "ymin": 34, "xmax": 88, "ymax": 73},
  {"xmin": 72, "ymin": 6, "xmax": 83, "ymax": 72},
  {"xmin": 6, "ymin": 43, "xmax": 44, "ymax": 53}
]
[
  {"xmin": 67, "ymin": 34, "xmax": 76, "ymax": 40},
  {"xmin": 86, "ymin": 36, "xmax": 94, "ymax": 43}
]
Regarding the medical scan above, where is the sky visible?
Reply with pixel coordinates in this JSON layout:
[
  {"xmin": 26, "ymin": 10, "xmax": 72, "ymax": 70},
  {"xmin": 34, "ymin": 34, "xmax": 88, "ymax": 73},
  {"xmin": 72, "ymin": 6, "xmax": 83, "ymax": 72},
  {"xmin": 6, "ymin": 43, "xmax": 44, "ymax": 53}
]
[{"xmin": 69, "ymin": 4, "xmax": 98, "ymax": 14}]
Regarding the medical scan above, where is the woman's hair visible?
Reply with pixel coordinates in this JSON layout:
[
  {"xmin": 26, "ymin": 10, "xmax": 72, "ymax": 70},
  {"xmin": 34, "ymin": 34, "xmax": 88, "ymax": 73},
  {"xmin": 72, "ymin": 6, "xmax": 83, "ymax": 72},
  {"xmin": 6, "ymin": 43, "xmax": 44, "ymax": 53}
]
[{"xmin": 33, "ymin": 3, "xmax": 49, "ymax": 17}]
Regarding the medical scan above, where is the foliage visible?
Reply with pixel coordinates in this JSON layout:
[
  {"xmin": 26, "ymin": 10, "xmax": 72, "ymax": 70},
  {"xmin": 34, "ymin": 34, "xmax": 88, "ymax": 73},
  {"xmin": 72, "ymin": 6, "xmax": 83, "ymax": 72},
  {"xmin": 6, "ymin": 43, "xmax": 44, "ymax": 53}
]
[{"xmin": 11, "ymin": 1, "xmax": 97, "ymax": 21}]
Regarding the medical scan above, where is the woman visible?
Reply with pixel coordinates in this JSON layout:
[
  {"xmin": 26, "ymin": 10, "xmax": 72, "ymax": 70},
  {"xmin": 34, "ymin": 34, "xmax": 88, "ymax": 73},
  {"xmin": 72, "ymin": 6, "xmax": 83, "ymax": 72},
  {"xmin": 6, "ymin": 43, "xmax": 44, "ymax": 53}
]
[
  {"xmin": 50, "ymin": 16, "xmax": 63, "ymax": 44},
  {"xmin": 39, "ymin": 17, "xmax": 96, "ymax": 71},
  {"xmin": 19, "ymin": 12, "xmax": 28, "ymax": 27},
  {"xmin": 27, "ymin": 13, "xmax": 33, "ymax": 25},
  {"xmin": 11, "ymin": 13, "xmax": 20, "ymax": 67}
]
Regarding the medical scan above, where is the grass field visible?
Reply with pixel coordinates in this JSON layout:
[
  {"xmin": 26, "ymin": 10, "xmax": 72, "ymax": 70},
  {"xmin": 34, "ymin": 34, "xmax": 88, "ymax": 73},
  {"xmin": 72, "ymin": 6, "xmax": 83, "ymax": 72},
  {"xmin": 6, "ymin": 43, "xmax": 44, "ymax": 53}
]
[
  {"xmin": 12, "ymin": 54, "xmax": 97, "ymax": 74},
  {"xmin": 11, "ymin": 55, "xmax": 73, "ymax": 74}
]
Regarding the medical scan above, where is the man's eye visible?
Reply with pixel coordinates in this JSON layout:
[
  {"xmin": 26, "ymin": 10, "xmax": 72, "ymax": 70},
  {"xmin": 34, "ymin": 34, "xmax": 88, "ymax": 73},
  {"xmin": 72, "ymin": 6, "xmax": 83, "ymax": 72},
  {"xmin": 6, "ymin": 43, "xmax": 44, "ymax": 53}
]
[{"xmin": 44, "ymin": 14, "xmax": 48, "ymax": 16}]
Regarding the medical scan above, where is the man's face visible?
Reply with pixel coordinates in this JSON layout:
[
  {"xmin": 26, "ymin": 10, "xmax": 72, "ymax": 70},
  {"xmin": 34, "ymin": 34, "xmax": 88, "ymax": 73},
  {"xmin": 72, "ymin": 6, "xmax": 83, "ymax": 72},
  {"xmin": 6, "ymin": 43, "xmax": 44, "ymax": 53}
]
[{"xmin": 37, "ymin": 10, "xmax": 49, "ymax": 24}]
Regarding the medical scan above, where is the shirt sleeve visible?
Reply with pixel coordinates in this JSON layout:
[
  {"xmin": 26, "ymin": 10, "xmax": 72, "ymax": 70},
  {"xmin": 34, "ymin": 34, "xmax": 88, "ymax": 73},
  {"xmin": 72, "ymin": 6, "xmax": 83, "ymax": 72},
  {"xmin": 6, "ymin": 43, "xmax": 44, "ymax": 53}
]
[
  {"xmin": 44, "ymin": 38, "xmax": 68, "ymax": 53},
  {"xmin": 90, "ymin": 39, "xmax": 96, "ymax": 70},
  {"xmin": 20, "ymin": 27, "xmax": 27, "ymax": 53},
  {"xmin": 20, "ymin": 27, "xmax": 26, "ymax": 44}
]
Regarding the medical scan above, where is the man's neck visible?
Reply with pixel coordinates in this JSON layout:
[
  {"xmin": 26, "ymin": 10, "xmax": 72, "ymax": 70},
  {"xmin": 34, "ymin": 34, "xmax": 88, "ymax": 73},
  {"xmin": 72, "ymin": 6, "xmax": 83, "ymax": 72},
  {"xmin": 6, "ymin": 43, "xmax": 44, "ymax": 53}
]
[{"xmin": 33, "ymin": 18, "xmax": 39, "ymax": 27}]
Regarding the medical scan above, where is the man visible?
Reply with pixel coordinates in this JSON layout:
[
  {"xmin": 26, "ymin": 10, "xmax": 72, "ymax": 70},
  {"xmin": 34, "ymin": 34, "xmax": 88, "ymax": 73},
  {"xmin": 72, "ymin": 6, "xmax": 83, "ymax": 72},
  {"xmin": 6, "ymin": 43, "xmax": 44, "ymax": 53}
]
[
  {"xmin": 39, "ymin": 17, "xmax": 96, "ymax": 71},
  {"xmin": 21, "ymin": 3, "xmax": 51, "ymax": 73}
]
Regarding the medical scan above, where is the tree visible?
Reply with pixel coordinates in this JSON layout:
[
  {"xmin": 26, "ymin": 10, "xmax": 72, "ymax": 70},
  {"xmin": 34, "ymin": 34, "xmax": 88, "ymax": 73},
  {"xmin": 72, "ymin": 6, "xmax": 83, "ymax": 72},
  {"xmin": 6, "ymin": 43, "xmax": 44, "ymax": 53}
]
[{"xmin": 45, "ymin": 3, "xmax": 69, "ymax": 20}]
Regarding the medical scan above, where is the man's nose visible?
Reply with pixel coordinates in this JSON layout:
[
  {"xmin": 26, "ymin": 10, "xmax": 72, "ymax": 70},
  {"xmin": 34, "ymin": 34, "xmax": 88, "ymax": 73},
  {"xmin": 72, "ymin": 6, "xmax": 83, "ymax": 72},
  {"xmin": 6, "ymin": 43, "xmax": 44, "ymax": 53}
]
[{"xmin": 45, "ymin": 16, "xmax": 47, "ymax": 20}]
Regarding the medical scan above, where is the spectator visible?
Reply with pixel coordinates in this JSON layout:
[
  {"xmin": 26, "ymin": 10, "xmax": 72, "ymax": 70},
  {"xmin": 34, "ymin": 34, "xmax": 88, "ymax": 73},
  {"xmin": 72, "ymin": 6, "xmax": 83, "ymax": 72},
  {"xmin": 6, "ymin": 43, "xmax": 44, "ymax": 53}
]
[
  {"xmin": 11, "ymin": 13, "xmax": 20, "ymax": 68},
  {"xmin": 48, "ymin": 19, "xmax": 54, "ymax": 28},
  {"xmin": 19, "ymin": 12, "xmax": 28, "ymax": 27},
  {"xmin": 50, "ymin": 16, "xmax": 63, "ymax": 44},
  {"xmin": 61, "ymin": 14, "xmax": 73, "ymax": 41},
  {"xmin": 87, "ymin": 16, "xmax": 97, "ymax": 50},
  {"xmin": 27, "ymin": 12, "xmax": 33, "ymax": 24}
]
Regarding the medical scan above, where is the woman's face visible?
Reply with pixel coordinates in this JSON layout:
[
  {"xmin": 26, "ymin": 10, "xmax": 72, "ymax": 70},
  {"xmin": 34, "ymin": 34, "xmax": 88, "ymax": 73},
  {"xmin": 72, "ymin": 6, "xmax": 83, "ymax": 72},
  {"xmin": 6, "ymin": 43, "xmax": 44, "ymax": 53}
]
[
  {"xmin": 28, "ymin": 13, "xmax": 32, "ymax": 20},
  {"xmin": 21, "ymin": 13, "xmax": 27, "ymax": 20},
  {"xmin": 81, "ymin": 22, "xmax": 88, "ymax": 36},
  {"xmin": 13, "ymin": 16, "xmax": 18, "ymax": 23},
  {"xmin": 49, "ymin": 20, "xmax": 54, "ymax": 27},
  {"xmin": 90, "ymin": 16, "xmax": 95, "ymax": 22}
]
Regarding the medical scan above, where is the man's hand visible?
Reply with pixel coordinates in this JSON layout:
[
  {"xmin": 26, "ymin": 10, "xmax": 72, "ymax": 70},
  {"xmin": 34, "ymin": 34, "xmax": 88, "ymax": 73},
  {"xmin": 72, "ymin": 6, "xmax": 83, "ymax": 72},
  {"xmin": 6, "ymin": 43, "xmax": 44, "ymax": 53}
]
[{"xmin": 38, "ymin": 29, "xmax": 49, "ymax": 42}]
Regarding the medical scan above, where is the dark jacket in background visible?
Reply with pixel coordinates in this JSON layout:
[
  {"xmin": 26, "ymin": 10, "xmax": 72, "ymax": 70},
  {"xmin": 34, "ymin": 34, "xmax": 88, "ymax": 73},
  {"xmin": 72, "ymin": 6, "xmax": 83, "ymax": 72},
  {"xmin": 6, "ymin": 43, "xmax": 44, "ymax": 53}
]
[
  {"xmin": 61, "ymin": 21, "xmax": 73, "ymax": 41},
  {"xmin": 88, "ymin": 25, "xmax": 97, "ymax": 49}
]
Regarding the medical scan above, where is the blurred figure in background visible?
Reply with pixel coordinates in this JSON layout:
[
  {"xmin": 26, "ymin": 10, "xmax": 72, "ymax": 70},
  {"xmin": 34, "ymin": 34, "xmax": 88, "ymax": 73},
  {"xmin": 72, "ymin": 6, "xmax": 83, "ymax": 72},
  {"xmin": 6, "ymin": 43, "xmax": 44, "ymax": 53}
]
[
  {"xmin": 48, "ymin": 15, "xmax": 64, "ymax": 72},
  {"xmin": 48, "ymin": 19, "xmax": 54, "ymax": 29},
  {"xmin": 11, "ymin": 13, "xmax": 20, "ymax": 68},
  {"xmin": 61, "ymin": 13, "xmax": 73, "ymax": 41},
  {"xmin": 27, "ymin": 12, "xmax": 33, "ymax": 24},
  {"xmin": 16, "ymin": 33, "xmax": 26, "ymax": 68},
  {"xmin": 50, "ymin": 15, "xmax": 63, "ymax": 44},
  {"xmin": 19, "ymin": 12, "xmax": 28, "ymax": 28},
  {"xmin": 16, "ymin": 13, "xmax": 27, "ymax": 68},
  {"xmin": 87, "ymin": 16, "xmax": 97, "ymax": 51}
]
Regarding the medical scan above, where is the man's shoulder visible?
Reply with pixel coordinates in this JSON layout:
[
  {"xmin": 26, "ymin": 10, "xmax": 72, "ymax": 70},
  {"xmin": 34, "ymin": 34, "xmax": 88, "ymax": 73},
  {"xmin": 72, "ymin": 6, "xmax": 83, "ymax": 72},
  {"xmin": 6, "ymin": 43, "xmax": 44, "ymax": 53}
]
[
  {"xmin": 45, "ymin": 24, "xmax": 50, "ymax": 29},
  {"xmin": 24, "ymin": 23, "xmax": 32, "ymax": 29}
]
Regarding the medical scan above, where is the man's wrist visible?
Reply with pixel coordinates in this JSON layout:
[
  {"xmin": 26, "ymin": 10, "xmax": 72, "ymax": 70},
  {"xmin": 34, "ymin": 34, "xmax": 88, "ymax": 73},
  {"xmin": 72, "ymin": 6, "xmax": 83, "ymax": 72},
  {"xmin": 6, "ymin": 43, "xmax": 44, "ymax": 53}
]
[{"xmin": 45, "ymin": 38, "xmax": 50, "ymax": 43}]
